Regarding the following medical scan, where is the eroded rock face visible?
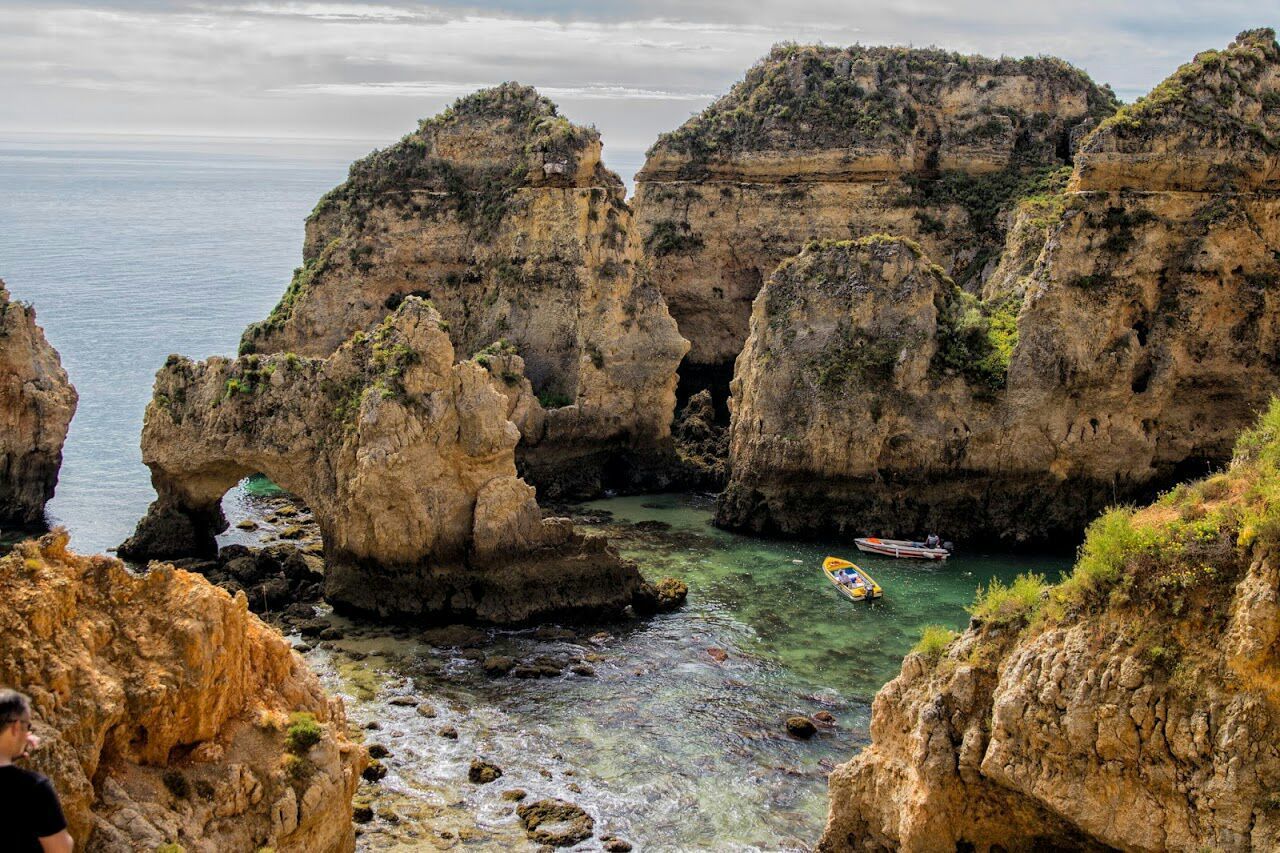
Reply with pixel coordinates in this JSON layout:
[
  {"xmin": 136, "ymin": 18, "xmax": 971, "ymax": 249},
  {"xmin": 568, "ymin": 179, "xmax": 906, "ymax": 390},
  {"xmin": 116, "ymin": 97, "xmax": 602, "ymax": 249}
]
[
  {"xmin": 239, "ymin": 83, "xmax": 688, "ymax": 498},
  {"xmin": 720, "ymin": 32, "xmax": 1280, "ymax": 544},
  {"xmin": 120, "ymin": 298, "xmax": 641, "ymax": 623},
  {"xmin": 820, "ymin": 403, "xmax": 1280, "ymax": 852},
  {"xmin": 634, "ymin": 44, "xmax": 1117, "ymax": 374},
  {"xmin": 2, "ymin": 531, "xmax": 364, "ymax": 852},
  {"xmin": 0, "ymin": 280, "xmax": 77, "ymax": 525}
]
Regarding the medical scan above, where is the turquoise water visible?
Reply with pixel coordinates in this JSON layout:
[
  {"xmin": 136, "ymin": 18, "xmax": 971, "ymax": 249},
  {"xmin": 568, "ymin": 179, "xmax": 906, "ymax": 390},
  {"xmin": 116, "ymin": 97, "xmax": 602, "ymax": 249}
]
[{"xmin": 297, "ymin": 494, "xmax": 1069, "ymax": 850}]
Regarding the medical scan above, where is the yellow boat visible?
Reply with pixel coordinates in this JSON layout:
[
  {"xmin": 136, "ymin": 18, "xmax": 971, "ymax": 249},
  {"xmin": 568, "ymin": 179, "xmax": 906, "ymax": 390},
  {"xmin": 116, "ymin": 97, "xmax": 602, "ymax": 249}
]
[{"xmin": 823, "ymin": 556, "xmax": 883, "ymax": 602}]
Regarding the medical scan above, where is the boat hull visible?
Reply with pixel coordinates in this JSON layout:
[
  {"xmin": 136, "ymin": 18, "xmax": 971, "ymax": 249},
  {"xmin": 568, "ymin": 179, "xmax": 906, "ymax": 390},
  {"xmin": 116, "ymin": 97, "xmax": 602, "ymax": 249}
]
[
  {"xmin": 822, "ymin": 556, "xmax": 882, "ymax": 601},
  {"xmin": 854, "ymin": 537, "xmax": 948, "ymax": 560}
]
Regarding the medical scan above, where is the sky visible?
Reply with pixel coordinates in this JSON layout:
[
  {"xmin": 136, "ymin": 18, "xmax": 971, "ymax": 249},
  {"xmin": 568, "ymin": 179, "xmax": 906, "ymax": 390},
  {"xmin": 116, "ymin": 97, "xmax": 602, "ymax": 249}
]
[{"xmin": 0, "ymin": 1, "xmax": 1273, "ymax": 153}]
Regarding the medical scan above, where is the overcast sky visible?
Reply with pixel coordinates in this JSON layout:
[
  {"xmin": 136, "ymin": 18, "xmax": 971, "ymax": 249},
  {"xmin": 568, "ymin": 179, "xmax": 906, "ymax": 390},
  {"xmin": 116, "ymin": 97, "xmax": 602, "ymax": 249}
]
[{"xmin": 0, "ymin": 1, "xmax": 1271, "ymax": 152}]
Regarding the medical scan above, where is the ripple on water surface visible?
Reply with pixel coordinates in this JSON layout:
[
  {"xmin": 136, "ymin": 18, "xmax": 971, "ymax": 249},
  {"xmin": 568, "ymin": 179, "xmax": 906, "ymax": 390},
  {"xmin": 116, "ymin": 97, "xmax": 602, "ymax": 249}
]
[{"xmin": 292, "ymin": 493, "xmax": 1069, "ymax": 851}]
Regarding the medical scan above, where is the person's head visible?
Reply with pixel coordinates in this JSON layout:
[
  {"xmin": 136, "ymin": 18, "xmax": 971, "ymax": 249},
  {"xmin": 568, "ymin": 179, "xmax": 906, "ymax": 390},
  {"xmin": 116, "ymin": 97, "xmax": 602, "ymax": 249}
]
[{"xmin": 0, "ymin": 689, "xmax": 33, "ymax": 760}]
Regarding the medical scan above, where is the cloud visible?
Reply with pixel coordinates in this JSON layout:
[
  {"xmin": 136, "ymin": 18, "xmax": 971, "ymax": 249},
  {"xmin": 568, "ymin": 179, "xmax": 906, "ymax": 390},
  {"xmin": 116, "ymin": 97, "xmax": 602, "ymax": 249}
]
[{"xmin": 0, "ymin": 1, "xmax": 1271, "ymax": 150}]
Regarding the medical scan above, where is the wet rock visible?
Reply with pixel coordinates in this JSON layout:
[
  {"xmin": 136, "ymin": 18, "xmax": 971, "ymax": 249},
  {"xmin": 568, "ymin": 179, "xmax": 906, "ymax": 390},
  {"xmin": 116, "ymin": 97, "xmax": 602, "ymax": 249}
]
[
  {"xmin": 346, "ymin": 650, "xmax": 368, "ymax": 661},
  {"xmin": 376, "ymin": 805, "xmax": 399, "ymax": 824},
  {"xmin": 567, "ymin": 783, "xmax": 582, "ymax": 793},
  {"xmin": 786, "ymin": 716, "xmax": 817, "ymax": 739},
  {"xmin": 588, "ymin": 632, "xmax": 611, "ymax": 644},
  {"xmin": 502, "ymin": 789, "xmax": 528, "ymax": 802},
  {"xmin": 362, "ymin": 759, "xmax": 388, "ymax": 782},
  {"xmin": 632, "ymin": 577, "xmax": 688, "ymax": 615},
  {"xmin": 367, "ymin": 744, "xmax": 390, "ymax": 759},
  {"xmin": 420, "ymin": 625, "xmax": 488, "ymax": 648},
  {"xmin": 468, "ymin": 759, "xmax": 503, "ymax": 784},
  {"xmin": 813, "ymin": 710, "xmax": 836, "ymax": 725},
  {"xmin": 602, "ymin": 836, "xmax": 633, "ymax": 852},
  {"xmin": 482, "ymin": 655, "xmax": 517, "ymax": 676},
  {"xmin": 318, "ymin": 627, "xmax": 345, "ymax": 641},
  {"xmin": 277, "ymin": 525, "xmax": 306, "ymax": 540},
  {"xmin": 513, "ymin": 656, "xmax": 563, "ymax": 679},
  {"xmin": 297, "ymin": 618, "xmax": 329, "ymax": 638},
  {"xmin": 388, "ymin": 696, "xmax": 420, "ymax": 706},
  {"xmin": 415, "ymin": 703, "xmax": 437, "ymax": 718},
  {"xmin": 632, "ymin": 520, "xmax": 671, "ymax": 532},
  {"xmin": 707, "ymin": 648, "xmax": 728, "ymax": 663},
  {"xmin": 234, "ymin": 519, "xmax": 258, "ymax": 530},
  {"xmin": 352, "ymin": 801, "xmax": 374, "ymax": 823},
  {"xmin": 569, "ymin": 664, "xmax": 597, "ymax": 677},
  {"xmin": 284, "ymin": 602, "xmax": 315, "ymax": 620},
  {"xmin": 291, "ymin": 643, "xmax": 312, "ymax": 654},
  {"xmin": 363, "ymin": 721, "xmax": 380, "ymax": 730},
  {"xmin": 533, "ymin": 626, "xmax": 577, "ymax": 641},
  {"xmin": 438, "ymin": 726, "xmax": 459, "ymax": 740},
  {"xmin": 516, "ymin": 799, "xmax": 594, "ymax": 847}
]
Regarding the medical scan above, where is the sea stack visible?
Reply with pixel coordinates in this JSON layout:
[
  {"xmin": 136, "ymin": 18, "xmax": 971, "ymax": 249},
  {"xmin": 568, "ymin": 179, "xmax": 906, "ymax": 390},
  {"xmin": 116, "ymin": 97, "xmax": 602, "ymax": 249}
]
[
  {"xmin": 718, "ymin": 30, "xmax": 1280, "ymax": 545},
  {"xmin": 0, "ymin": 279, "xmax": 77, "ymax": 526}
]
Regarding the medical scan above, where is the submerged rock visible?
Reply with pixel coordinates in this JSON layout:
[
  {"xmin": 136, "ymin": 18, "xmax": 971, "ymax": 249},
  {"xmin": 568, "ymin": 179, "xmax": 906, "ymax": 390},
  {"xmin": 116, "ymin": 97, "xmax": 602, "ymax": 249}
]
[
  {"xmin": 632, "ymin": 576, "xmax": 689, "ymax": 614},
  {"xmin": 786, "ymin": 716, "xmax": 817, "ymax": 739},
  {"xmin": 516, "ymin": 799, "xmax": 595, "ymax": 847},
  {"xmin": 468, "ymin": 759, "xmax": 503, "ymax": 784},
  {"xmin": 0, "ymin": 280, "xmax": 77, "ymax": 525}
]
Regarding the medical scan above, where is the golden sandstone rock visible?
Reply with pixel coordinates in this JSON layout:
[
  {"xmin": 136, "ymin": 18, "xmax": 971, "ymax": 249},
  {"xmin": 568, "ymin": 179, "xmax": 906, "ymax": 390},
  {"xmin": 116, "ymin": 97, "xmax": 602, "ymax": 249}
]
[
  {"xmin": 719, "ymin": 30, "xmax": 1280, "ymax": 545},
  {"xmin": 0, "ymin": 531, "xmax": 365, "ymax": 851},
  {"xmin": 120, "ymin": 298, "xmax": 641, "ymax": 623}
]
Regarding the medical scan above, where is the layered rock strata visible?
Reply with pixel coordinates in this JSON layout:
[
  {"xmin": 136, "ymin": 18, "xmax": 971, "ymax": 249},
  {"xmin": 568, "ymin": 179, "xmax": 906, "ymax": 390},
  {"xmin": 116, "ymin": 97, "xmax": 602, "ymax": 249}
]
[
  {"xmin": 239, "ymin": 83, "xmax": 688, "ymax": 497},
  {"xmin": 634, "ymin": 44, "xmax": 1118, "ymax": 376},
  {"xmin": 720, "ymin": 31, "xmax": 1280, "ymax": 544},
  {"xmin": 821, "ymin": 399, "xmax": 1280, "ymax": 852},
  {"xmin": 121, "ymin": 298, "xmax": 641, "ymax": 623},
  {"xmin": 1, "ymin": 530, "xmax": 364, "ymax": 851},
  {"xmin": 0, "ymin": 279, "xmax": 77, "ymax": 525}
]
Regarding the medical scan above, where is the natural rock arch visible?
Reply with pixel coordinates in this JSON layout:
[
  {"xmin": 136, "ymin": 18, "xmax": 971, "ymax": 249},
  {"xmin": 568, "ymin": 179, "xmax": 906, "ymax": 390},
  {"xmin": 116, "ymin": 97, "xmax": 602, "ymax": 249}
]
[{"xmin": 121, "ymin": 299, "xmax": 642, "ymax": 623}]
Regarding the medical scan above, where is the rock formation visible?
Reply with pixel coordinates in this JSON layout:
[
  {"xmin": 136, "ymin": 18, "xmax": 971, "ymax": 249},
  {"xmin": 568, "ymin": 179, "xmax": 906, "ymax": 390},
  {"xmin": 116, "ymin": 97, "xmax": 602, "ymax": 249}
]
[
  {"xmin": 121, "ymin": 298, "xmax": 642, "ymax": 623},
  {"xmin": 634, "ymin": 44, "xmax": 1118, "ymax": 394},
  {"xmin": 0, "ymin": 279, "xmax": 77, "ymax": 525},
  {"xmin": 239, "ymin": 83, "xmax": 688, "ymax": 497},
  {"xmin": 821, "ymin": 397, "xmax": 1280, "ymax": 852},
  {"xmin": 720, "ymin": 30, "xmax": 1280, "ymax": 544},
  {"xmin": 1, "ymin": 530, "xmax": 364, "ymax": 851}
]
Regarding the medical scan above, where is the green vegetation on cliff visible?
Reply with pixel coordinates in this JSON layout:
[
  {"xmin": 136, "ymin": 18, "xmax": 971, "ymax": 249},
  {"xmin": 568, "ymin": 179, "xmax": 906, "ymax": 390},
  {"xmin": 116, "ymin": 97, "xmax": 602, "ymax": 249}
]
[
  {"xmin": 926, "ymin": 397, "xmax": 1280, "ymax": 664},
  {"xmin": 1088, "ymin": 28, "xmax": 1279, "ymax": 150},
  {"xmin": 651, "ymin": 43, "xmax": 1117, "ymax": 158}
]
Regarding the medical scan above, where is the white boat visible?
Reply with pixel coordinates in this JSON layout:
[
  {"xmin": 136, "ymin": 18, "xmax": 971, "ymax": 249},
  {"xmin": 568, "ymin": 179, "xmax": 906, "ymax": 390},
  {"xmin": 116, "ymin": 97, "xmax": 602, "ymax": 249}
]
[{"xmin": 854, "ymin": 537, "xmax": 949, "ymax": 560}]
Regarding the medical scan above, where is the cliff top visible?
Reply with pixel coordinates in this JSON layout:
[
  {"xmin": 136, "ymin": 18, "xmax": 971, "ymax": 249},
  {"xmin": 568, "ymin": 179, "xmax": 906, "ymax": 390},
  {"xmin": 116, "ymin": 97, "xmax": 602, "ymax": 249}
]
[
  {"xmin": 314, "ymin": 82, "xmax": 610, "ymax": 218},
  {"xmin": 649, "ymin": 42, "xmax": 1118, "ymax": 159},
  {"xmin": 1085, "ymin": 28, "xmax": 1278, "ymax": 155}
]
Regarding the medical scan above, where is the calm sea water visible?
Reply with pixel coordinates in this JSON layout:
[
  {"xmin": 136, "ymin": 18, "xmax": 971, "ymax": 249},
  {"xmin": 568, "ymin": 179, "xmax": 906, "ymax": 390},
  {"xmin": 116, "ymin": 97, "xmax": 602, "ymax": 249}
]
[
  {"xmin": 0, "ymin": 134, "xmax": 645, "ymax": 553},
  {"xmin": 0, "ymin": 135, "xmax": 1066, "ymax": 850}
]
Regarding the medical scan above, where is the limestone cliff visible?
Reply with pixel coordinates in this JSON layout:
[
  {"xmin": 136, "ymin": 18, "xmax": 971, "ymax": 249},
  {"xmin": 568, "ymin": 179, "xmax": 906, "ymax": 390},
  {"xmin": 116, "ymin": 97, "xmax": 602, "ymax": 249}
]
[
  {"xmin": 239, "ymin": 83, "xmax": 687, "ymax": 497},
  {"xmin": 634, "ymin": 44, "xmax": 1117, "ymax": 381},
  {"xmin": 720, "ymin": 31, "xmax": 1280, "ymax": 544},
  {"xmin": 121, "ymin": 297, "xmax": 642, "ymax": 623},
  {"xmin": 0, "ymin": 279, "xmax": 77, "ymax": 525},
  {"xmin": 821, "ymin": 400, "xmax": 1280, "ymax": 852},
  {"xmin": 1, "ymin": 530, "xmax": 364, "ymax": 852}
]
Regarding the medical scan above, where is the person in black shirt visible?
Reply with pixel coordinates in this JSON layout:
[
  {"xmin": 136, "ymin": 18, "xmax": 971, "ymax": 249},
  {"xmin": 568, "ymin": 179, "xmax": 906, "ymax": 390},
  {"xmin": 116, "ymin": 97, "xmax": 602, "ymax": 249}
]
[{"xmin": 0, "ymin": 689, "xmax": 72, "ymax": 852}]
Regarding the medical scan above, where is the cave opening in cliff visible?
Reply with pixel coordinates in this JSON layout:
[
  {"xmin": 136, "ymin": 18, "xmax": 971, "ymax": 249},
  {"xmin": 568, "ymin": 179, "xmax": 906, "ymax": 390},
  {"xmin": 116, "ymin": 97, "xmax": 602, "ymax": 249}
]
[{"xmin": 676, "ymin": 361, "xmax": 733, "ymax": 426}]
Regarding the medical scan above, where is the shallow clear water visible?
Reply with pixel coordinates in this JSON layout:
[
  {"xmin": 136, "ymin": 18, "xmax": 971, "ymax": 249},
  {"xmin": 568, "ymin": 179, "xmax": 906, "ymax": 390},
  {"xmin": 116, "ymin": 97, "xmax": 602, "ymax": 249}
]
[{"xmin": 298, "ymin": 494, "xmax": 1069, "ymax": 851}]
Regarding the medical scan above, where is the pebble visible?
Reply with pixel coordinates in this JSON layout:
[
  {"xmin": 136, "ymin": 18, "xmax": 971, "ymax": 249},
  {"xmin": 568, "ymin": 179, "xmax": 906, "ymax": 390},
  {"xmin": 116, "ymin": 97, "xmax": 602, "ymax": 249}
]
[
  {"xmin": 416, "ymin": 703, "xmax": 437, "ymax": 718},
  {"xmin": 785, "ymin": 716, "xmax": 817, "ymax": 739},
  {"xmin": 468, "ymin": 758, "xmax": 503, "ymax": 784},
  {"xmin": 438, "ymin": 726, "xmax": 459, "ymax": 740},
  {"xmin": 388, "ymin": 696, "xmax": 420, "ymax": 706},
  {"xmin": 367, "ymin": 743, "xmax": 390, "ymax": 759}
]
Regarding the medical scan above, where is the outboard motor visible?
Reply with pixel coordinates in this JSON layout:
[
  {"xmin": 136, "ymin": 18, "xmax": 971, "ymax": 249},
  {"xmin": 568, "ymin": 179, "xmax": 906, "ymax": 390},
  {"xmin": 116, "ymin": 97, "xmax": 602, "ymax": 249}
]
[{"xmin": 943, "ymin": 541, "xmax": 955, "ymax": 553}]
